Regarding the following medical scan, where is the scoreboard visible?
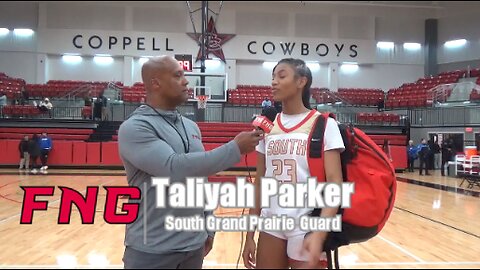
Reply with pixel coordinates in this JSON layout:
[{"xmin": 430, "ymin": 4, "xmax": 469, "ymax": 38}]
[{"xmin": 175, "ymin": 54, "xmax": 193, "ymax": 72}]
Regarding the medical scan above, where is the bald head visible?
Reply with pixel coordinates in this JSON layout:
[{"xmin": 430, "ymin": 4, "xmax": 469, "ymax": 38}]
[
  {"xmin": 141, "ymin": 56, "xmax": 178, "ymax": 90},
  {"xmin": 140, "ymin": 55, "xmax": 189, "ymax": 109}
]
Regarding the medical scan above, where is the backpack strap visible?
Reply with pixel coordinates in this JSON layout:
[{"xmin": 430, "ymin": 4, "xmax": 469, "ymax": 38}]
[{"xmin": 307, "ymin": 112, "xmax": 336, "ymax": 181}]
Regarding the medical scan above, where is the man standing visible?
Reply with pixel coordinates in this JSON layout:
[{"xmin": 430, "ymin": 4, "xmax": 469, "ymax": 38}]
[
  {"xmin": 18, "ymin": 135, "xmax": 30, "ymax": 171},
  {"xmin": 441, "ymin": 138, "xmax": 454, "ymax": 176},
  {"xmin": 407, "ymin": 140, "xmax": 417, "ymax": 172},
  {"xmin": 39, "ymin": 132, "xmax": 52, "ymax": 172},
  {"xmin": 118, "ymin": 56, "xmax": 262, "ymax": 269},
  {"xmin": 418, "ymin": 139, "xmax": 430, "ymax": 176}
]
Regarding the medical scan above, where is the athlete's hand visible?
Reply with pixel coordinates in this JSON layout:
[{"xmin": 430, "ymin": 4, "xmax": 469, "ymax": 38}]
[
  {"xmin": 303, "ymin": 232, "xmax": 326, "ymax": 268},
  {"xmin": 242, "ymin": 238, "xmax": 257, "ymax": 269}
]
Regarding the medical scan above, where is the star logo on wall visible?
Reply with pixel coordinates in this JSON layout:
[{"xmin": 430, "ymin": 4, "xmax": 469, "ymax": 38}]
[{"xmin": 187, "ymin": 17, "xmax": 236, "ymax": 63}]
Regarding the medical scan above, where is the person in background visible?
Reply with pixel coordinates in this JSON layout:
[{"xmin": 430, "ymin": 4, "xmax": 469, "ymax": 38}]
[
  {"xmin": 432, "ymin": 139, "xmax": 441, "ymax": 170},
  {"xmin": 39, "ymin": 132, "xmax": 53, "ymax": 172},
  {"xmin": 382, "ymin": 139, "xmax": 392, "ymax": 161},
  {"xmin": 377, "ymin": 99, "xmax": 385, "ymax": 112},
  {"xmin": 418, "ymin": 139, "xmax": 430, "ymax": 176},
  {"xmin": 38, "ymin": 98, "xmax": 53, "ymax": 118},
  {"xmin": 441, "ymin": 138, "xmax": 453, "ymax": 176},
  {"xmin": 0, "ymin": 91, "xmax": 7, "ymax": 107},
  {"xmin": 20, "ymin": 87, "xmax": 29, "ymax": 105},
  {"xmin": 29, "ymin": 134, "xmax": 41, "ymax": 174},
  {"xmin": 261, "ymin": 97, "xmax": 272, "ymax": 108},
  {"xmin": 407, "ymin": 140, "xmax": 418, "ymax": 172},
  {"xmin": 100, "ymin": 92, "xmax": 108, "ymax": 120},
  {"xmin": 84, "ymin": 90, "xmax": 93, "ymax": 107},
  {"xmin": 261, "ymin": 97, "xmax": 272, "ymax": 116},
  {"xmin": 18, "ymin": 135, "xmax": 30, "ymax": 171}
]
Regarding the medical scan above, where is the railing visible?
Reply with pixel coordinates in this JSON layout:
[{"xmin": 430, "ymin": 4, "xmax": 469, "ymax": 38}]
[
  {"xmin": 14, "ymin": 101, "xmax": 480, "ymax": 129},
  {"xmin": 408, "ymin": 106, "xmax": 480, "ymax": 127},
  {"xmin": 0, "ymin": 105, "xmax": 86, "ymax": 120},
  {"xmin": 0, "ymin": 103, "xmax": 407, "ymax": 128},
  {"xmin": 107, "ymin": 82, "xmax": 123, "ymax": 101},
  {"xmin": 430, "ymin": 81, "xmax": 480, "ymax": 104}
]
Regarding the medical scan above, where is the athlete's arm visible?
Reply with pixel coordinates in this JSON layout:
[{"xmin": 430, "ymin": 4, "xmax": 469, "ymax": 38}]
[
  {"xmin": 304, "ymin": 148, "xmax": 343, "ymax": 267},
  {"xmin": 243, "ymin": 151, "xmax": 265, "ymax": 269}
]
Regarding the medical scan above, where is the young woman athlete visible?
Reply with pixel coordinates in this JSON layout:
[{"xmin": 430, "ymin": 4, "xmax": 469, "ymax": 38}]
[{"xmin": 242, "ymin": 58, "xmax": 345, "ymax": 269}]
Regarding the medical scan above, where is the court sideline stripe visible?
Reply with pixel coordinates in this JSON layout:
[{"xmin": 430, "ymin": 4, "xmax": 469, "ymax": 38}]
[
  {"xmin": 396, "ymin": 177, "xmax": 480, "ymax": 198},
  {"xmin": 394, "ymin": 206, "xmax": 480, "ymax": 239},
  {"xmin": 377, "ymin": 235, "xmax": 424, "ymax": 262}
]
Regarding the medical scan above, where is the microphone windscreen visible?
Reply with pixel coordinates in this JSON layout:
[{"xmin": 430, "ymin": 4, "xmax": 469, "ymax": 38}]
[{"xmin": 252, "ymin": 115, "xmax": 274, "ymax": 133}]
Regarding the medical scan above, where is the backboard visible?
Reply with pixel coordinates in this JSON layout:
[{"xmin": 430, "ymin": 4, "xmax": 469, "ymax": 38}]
[{"xmin": 185, "ymin": 72, "xmax": 227, "ymax": 102}]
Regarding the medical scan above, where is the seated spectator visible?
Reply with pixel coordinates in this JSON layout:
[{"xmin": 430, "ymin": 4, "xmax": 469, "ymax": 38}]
[
  {"xmin": 37, "ymin": 98, "xmax": 53, "ymax": 118},
  {"xmin": 261, "ymin": 98, "xmax": 272, "ymax": 109},
  {"xmin": 0, "ymin": 91, "xmax": 6, "ymax": 107}
]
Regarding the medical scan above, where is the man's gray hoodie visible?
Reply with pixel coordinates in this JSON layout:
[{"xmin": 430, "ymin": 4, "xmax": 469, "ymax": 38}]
[{"xmin": 118, "ymin": 104, "xmax": 241, "ymax": 254}]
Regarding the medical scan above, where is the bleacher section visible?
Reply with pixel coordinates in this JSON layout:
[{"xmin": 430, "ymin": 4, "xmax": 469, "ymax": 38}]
[
  {"xmin": 470, "ymin": 68, "xmax": 480, "ymax": 78},
  {"xmin": 1, "ymin": 105, "xmax": 49, "ymax": 118},
  {"xmin": 8, "ymin": 68, "xmax": 479, "ymax": 172},
  {"xmin": 0, "ymin": 127, "xmax": 93, "ymax": 141},
  {"xmin": 310, "ymin": 88, "xmax": 331, "ymax": 103},
  {"xmin": 121, "ymin": 82, "xmax": 194, "ymax": 102},
  {"xmin": 25, "ymin": 80, "xmax": 123, "ymax": 99},
  {"xmin": 0, "ymin": 73, "xmax": 25, "ymax": 99},
  {"xmin": 385, "ymin": 70, "xmax": 463, "ymax": 109},
  {"xmin": 337, "ymin": 88, "xmax": 384, "ymax": 106},
  {"xmin": 469, "ymin": 76, "xmax": 480, "ymax": 101},
  {"xmin": 357, "ymin": 112, "xmax": 401, "ymax": 125},
  {"xmin": 227, "ymin": 86, "xmax": 384, "ymax": 107},
  {"xmin": 4, "ymin": 67, "xmax": 479, "ymax": 112},
  {"xmin": 121, "ymin": 82, "xmax": 145, "ymax": 103},
  {"xmin": 223, "ymin": 69, "xmax": 480, "ymax": 109},
  {"xmin": 227, "ymin": 85, "xmax": 273, "ymax": 106}
]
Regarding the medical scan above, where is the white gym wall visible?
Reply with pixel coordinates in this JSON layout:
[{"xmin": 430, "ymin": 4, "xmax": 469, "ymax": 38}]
[{"xmin": 0, "ymin": 1, "xmax": 480, "ymax": 90}]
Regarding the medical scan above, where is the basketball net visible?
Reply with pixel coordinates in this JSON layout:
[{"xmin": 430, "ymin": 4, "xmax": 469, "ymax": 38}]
[{"xmin": 197, "ymin": 95, "xmax": 208, "ymax": 109}]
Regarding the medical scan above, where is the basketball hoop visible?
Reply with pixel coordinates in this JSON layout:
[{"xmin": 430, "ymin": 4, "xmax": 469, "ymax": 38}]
[{"xmin": 197, "ymin": 95, "xmax": 208, "ymax": 109}]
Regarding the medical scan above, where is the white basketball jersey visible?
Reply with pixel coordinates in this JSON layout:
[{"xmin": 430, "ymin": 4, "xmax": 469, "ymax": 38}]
[{"xmin": 261, "ymin": 110, "xmax": 320, "ymax": 219}]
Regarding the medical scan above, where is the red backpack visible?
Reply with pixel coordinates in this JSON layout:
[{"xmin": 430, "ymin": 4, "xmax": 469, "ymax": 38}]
[{"xmin": 307, "ymin": 112, "xmax": 397, "ymax": 268}]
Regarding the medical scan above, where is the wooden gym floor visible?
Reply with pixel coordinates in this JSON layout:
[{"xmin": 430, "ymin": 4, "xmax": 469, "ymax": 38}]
[{"xmin": 0, "ymin": 169, "xmax": 479, "ymax": 269}]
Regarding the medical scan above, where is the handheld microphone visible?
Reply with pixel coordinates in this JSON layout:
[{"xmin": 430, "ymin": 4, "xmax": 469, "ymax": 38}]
[
  {"xmin": 252, "ymin": 115, "xmax": 274, "ymax": 134},
  {"xmin": 252, "ymin": 107, "xmax": 278, "ymax": 133}
]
